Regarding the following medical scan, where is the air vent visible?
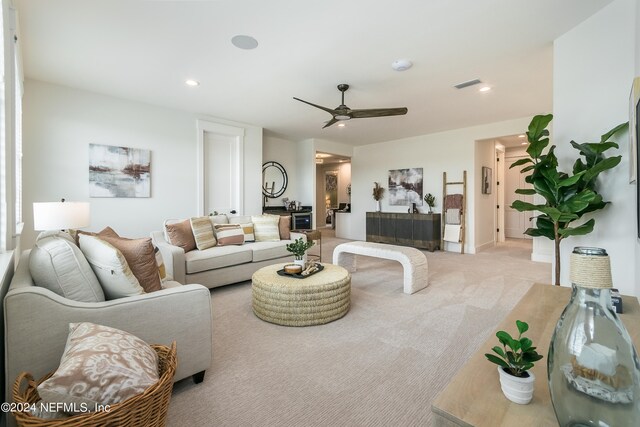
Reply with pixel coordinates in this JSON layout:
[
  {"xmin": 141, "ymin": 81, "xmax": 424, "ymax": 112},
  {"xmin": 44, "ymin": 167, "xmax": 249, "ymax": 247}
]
[{"xmin": 454, "ymin": 79, "xmax": 482, "ymax": 89}]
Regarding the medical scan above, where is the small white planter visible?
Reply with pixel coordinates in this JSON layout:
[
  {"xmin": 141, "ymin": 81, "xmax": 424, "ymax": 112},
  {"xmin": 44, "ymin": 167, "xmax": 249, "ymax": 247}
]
[
  {"xmin": 375, "ymin": 200, "xmax": 381, "ymax": 212},
  {"xmin": 293, "ymin": 254, "xmax": 307, "ymax": 268},
  {"xmin": 497, "ymin": 367, "xmax": 535, "ymax": 404}
]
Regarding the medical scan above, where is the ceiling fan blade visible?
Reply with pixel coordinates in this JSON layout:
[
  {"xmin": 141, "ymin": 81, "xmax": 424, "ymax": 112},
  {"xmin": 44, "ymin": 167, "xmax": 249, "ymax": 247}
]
[
  {"xmin": 293, "ymin": 97, "xmax": 336, "ymax": 115},
  {"xmin": 349, "ymin": 107, "xmax": 408, "ymax": 119},
  {"xmin": 322, "ymin": 117, "xmax": 339, "ymax": 129}
]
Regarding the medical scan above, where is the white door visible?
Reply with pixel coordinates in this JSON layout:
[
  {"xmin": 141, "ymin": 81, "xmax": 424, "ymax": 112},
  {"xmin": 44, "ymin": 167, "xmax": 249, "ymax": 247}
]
[
  {"xmin": 197, "ymin": 120, "xmax": 244, "ymax": 216},
  {"xmin": 495, "ymin": 149, "xmax": 505, "ymax": 243},
  {"xmin": 505, "ymin": 156, "xmax": 533, "ymax": 239}
]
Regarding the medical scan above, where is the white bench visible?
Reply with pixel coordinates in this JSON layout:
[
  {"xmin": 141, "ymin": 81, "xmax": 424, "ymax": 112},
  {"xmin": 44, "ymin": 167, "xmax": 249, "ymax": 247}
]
[{"xmin": 332, "ymin": 241, "xmax": 428, "ymax": 294}]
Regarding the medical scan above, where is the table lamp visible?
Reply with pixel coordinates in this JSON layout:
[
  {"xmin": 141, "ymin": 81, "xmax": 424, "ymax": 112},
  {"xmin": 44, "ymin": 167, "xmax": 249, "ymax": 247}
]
[{"xmin": 33, "ymin": 199, "xmax": 90, "ymax": 231}]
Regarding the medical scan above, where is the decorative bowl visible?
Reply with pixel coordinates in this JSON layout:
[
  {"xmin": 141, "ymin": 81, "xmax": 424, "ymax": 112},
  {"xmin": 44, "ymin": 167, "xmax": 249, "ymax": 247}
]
[{"xmin": 283, "ymin": 264, "xmax": 303, "ymax": 274}]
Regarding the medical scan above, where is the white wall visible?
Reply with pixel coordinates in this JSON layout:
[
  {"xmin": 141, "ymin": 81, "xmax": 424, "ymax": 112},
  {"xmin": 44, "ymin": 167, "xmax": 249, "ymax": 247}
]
[
  {"xmin": 262, "ymin": 134, "xmax": 298, "ymax": 207},
  {"xmin": 22, "ymin": 80, "xmax": 263, "ymax": 248},
  {"xmin": 553, "ymin": 0, "xmax": 637, "ymax": 295},
  {"xmin": 348, "ymin": 117, "xmax": 533, "ymax": 249},
  {"xmin": 474, "ymin": 139, "xmax": 496, "ymax": 252}
]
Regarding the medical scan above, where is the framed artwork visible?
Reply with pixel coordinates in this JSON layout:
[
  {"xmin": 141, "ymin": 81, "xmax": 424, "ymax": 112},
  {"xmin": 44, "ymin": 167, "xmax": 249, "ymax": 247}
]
[
  {"xmin": 629, "ymin": 77, "xmax": 640, "ymax": 183},
  {"xmin": 89, "ymin": 143, "xmax": 151, "ymax": 198},
  {"xmin": 388, "ymin": 168, "xmax": 423, "ymax": 206},
  {"xmin": 482, "ymin": 166, "xmax": 492, "ymax": 194}
]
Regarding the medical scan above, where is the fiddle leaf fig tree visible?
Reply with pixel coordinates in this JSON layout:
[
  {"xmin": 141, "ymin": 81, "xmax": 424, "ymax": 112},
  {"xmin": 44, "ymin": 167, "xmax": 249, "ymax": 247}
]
[{"xmin": 510, "ymin": 114, "xmax": 627, "ymax": 286}]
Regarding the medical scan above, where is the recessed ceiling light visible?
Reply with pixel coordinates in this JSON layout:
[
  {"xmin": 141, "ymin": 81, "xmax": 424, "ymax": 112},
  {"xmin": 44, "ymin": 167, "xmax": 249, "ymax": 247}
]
[
  {"xmin": 185, "ymin": 79, "xmax": 200, "ymax": 87},
  {"xmin": 521, "ymin": 142, "xmax": 528, "ymax": 146},
  {"xmin": 518, "ymin": 134, "xmax": 525, "ymax": 138},
  {"xmin": 479, "ymin": 86, "xmax": 491, "ymax": 92},
  {"xmin": 231, "ymin": 35, "xmax": 258, "ymax": 50},
  {"xmin": 316, "ymin": 153, "xmax": 331, "ymax": 158},
  {"xmin": 391, "ymin": 59, "xmax": 412, "ymax": 71},
  {"xmin": 338, "ymin": 123, "xmax": 346, "ymax": 128}
]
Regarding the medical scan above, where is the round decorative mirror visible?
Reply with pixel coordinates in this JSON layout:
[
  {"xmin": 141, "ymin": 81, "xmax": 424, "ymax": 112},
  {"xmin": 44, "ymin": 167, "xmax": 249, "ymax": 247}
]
[{"xmin": 262, "ymin": 161, "xmax": 288, "ymax": 198}]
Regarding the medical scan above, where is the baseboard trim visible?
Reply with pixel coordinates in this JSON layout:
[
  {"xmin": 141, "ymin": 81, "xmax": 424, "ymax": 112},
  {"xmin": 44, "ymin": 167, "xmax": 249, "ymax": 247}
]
[
  {"xmin": 475, "ymin": 241, "xmax": 495, "ymax": 253},
  {"xmin": 531, "ymin": 252, "xmax": 553, "ymax": 263}
]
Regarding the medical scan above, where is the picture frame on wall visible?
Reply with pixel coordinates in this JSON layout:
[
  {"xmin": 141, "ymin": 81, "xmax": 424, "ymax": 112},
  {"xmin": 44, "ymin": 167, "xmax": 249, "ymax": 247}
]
[
  {"xmin": 89, "ymin": 143, "xmax": 151, "ymax": 198},
  {"xmin": 388, "ymin": 168, "xmax": 423, "ymax": 206},
  {"xmin": 482, "ymin": 166, "xmax": 492, "ymax": 194}
]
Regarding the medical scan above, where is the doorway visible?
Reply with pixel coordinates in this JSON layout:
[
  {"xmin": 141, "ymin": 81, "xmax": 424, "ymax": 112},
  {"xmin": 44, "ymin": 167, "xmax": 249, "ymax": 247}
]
[
  {"xmin": 505, "ymin": 152, "xmax": 533, "ymax": 239},
  {"xmin": 315, "ymin": 152, "xmax": 351, "ymax": 229},
  {"xmin": 197, "ymin": 120, "xmax": 244, "ymax": 215}
]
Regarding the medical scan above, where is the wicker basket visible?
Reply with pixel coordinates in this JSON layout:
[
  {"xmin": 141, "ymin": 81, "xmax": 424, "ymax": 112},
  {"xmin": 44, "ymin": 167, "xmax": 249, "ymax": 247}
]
[{"xmin": 12, "ymin": 342, "xmax": 177, "ymax": 427}]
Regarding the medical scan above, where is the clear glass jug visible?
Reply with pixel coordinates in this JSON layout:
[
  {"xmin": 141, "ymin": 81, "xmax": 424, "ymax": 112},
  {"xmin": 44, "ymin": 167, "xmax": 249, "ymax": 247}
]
[{"xmin": 548, "ymin": 247, "xmax": 640, "ymax": 427}]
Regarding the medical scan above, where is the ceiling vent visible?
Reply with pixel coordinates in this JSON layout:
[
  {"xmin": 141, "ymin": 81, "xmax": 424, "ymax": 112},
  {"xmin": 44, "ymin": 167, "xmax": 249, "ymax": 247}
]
[{"xmin": 454, "ymin": 79, "xmax": 482, "ymax": 89}]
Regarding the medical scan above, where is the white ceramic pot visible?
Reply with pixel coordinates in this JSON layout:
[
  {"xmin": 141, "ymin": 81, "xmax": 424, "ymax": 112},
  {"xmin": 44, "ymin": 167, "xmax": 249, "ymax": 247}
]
[
  {"xmin": 375, "ymin": 200, "xmax": 381, "ymax": 212},
  {"xmin": 497, "ymin": 367, "xmax": 535, "ymax": 404},
  {"xmin": 293, "ymin": 254, "xmax": 307, "ymax": 268}
]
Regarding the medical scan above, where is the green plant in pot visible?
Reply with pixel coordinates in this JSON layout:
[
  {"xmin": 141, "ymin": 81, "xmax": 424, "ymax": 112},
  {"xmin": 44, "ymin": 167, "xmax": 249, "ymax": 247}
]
[
  {"xmin": 485, "ymin": 320, "xmax": 543, "ymax": 404},
  {"xmin": 510, "ymin": 114, "xmax": 627, "ymax": 285},
  {"xmin": 424, "ymin": 193, "xmax": 436, "ymax": 213},
  {"xmin": 286, "ymin": 238, "xmax": 315, "ymax": 265}
]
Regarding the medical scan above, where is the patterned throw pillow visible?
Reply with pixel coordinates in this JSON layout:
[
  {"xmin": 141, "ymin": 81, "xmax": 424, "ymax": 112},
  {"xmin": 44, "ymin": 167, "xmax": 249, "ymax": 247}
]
[
  {"xmin": 214, "ymin": 224, "xmax": 245, "ymax": 246},
  {"xmin": 99, "ymin": 235, "xmax": 162, "ymax": 293},
  {"xmin": 190, "ymin": 216, "xmax": 217, "ymax": 250},
  {"xmin": 230, "ymin": 222, "xmax": 255, "ymax": 242},
  {"xmin": 165, "ymin": 219, "xmax": 197, "ymax": 252},
  {"xmin": 79, "ymin": 234, "xmax": 145, "ymax": 300},
  {"xmin": 37, "ymin": 322, "xmax": 159, "ymax": 411},
  {"xmin": 251, "ymin": 215, "xmax": 281, "ymax": 242},
  {"xmin": 155, "ymin": 246, "xmax": 167, "ymax": 283}
]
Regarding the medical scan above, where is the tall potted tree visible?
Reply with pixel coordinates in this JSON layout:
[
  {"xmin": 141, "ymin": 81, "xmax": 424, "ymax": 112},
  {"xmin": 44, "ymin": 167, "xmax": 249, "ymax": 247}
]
[{"xmin": 510, "ymin": 114, "xmax": 627, "ymax": 285}]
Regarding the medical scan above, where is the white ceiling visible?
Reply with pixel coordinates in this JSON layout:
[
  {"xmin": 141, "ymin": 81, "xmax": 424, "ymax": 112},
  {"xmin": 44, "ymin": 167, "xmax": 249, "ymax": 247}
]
[{"xmin": 15, "ymin": 0, "xmax": 612, "ymax": 146}]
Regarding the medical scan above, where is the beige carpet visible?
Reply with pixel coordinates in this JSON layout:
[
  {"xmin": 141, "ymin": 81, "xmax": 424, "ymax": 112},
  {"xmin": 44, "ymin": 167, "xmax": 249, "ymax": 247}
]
[{"xmin": 167, "ymin": 233, "xmax": 549, "ymax": 426}]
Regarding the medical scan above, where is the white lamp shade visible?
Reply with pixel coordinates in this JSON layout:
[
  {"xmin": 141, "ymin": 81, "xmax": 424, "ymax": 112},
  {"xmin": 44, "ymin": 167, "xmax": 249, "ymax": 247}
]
[{"xmin": 33, "ymin": 202, "xmax": 91, "ymax": 230}]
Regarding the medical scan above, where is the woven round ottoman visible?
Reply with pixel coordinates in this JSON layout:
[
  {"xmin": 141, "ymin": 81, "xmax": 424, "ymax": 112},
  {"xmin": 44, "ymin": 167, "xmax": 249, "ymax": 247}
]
[{"xmin": 252, "ymin": 263, "xmax": 351, "ymax": 326}]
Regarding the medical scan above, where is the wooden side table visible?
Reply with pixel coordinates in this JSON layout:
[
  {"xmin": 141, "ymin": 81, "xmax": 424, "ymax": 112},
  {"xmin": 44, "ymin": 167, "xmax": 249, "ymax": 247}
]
[
  {"xmin": 431, "ymin": 283, "xmax": 640, "ymax": 427},
  {"xmin": 294, "ymin": 229, "xmax": 322, "ymax": 262}
]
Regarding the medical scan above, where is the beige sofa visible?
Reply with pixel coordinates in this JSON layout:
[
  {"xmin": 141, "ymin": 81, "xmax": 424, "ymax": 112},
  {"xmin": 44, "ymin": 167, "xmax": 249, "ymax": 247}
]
[
  {"xmin": 151, "ymin": 215, "xmax": 304, "ymax": 288},
  {"xmin": 3, "ymin": 250, "xmax": 213, "ymax": 416}
]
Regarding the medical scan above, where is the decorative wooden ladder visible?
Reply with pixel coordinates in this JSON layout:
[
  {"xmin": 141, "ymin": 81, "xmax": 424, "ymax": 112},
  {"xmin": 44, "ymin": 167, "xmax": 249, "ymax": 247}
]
[{"xmin": 441, "ymin": 171, "xmax": 467, "ymax": 254}]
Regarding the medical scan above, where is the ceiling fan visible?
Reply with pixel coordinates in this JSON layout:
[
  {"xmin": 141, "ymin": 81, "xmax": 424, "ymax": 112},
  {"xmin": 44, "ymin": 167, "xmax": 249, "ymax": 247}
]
[{"xmin": 293, "ymin": 84, "xmax": 408, "ymax": 129}]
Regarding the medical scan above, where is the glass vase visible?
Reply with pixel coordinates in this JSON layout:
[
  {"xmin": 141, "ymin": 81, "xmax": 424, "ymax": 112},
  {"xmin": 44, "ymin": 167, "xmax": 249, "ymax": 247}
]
[{"xmin": 548, "ymin": 247, "xmax": 640, "ymax": 427}]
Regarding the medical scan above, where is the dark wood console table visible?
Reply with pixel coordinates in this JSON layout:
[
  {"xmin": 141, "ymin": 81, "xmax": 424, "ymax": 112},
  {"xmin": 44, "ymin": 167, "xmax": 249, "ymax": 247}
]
[{"xmin": 366, "ymin": 212, "xmax": 441, "ymax": 251}]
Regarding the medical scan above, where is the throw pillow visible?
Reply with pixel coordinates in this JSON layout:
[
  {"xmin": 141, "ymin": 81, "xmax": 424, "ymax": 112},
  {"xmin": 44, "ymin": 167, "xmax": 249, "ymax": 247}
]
[
  {"xmin": 251, "ymin": 214, "xmax": 281, "ymax": 242},
  {"xmin": 155, "ymin": 246, "xmax": 168, "ymax": 283},
  {"xmin": 73, "ymin": 226, "xmax": 119, "ymax": 246},
  {"xmin": 29, "ymin": 231, "xmax": 105, "ymax": 303},
  {"xmin": 279, "ymin": 216, "xmax": 291, "ymax": 240},
  {"xmin": 98, "ymin": 235, "xmax": 162, "ymax": 293},
  {"xmin": 190, "ymin": 216, "xmax": 217, "ymax": 250},
  {"xmin": 37, "ymin": 322, "xmax": 159, "ymax": 411},
  {"xmin": 230, "ymin": 222, "xmax": 255, "ymax": 242},
  {"xmin": 79, "ymin": 234, "xmax": 145, "ymax": 300},
  {"xmin": 164, "ymin": 219, "xmax": 196, "ymax": 252},
  {"xmin": 214, "ymin": 224, "xmax": 245, "ymax": 246}
]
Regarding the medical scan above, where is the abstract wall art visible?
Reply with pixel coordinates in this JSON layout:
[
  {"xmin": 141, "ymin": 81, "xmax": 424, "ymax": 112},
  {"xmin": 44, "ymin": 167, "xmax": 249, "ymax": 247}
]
[{"xmin": 89, "ymin": 143, "xmax": 151, "ymax": 198}]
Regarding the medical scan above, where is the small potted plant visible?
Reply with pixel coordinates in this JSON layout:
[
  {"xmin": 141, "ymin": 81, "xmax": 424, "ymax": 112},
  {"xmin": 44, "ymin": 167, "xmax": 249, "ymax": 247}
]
[
  {"xmin": 372, "ymin": 182, "xmax": 385, "ymax": 212},
  {"xmin": 285, "ymin": 237, "xmax": 315, "ymax": 267},
  {"xmin": 424, "ymin": 193, "xmax": 436, "ymax": 213},
  {"xmin": 484, "ymin": 320, "xmax": 543, "ymax": 404}
]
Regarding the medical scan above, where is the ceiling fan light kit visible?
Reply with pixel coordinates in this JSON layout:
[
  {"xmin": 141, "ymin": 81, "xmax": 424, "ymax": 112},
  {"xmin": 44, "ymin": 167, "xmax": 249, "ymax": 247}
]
[{"xmin": 293, "ymin": 83, "xmax": 408, "ymax": 129}]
